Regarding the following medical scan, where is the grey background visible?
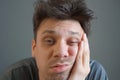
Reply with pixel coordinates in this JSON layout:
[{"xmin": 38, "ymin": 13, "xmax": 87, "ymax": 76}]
[{"xmin": 0, "ymin": 0, "xmax": 120, "ymax": 80}]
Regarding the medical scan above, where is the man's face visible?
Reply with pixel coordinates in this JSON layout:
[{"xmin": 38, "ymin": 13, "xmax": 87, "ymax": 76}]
[{"xmin": 32, "ymin": 19, "xmax": 83, "ymax": 80}]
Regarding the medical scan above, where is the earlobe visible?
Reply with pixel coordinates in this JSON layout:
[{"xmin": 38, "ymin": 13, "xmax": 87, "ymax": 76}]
[{"xmin": 32, "ymin": 39, "xmax": 36, "ymax": 57}]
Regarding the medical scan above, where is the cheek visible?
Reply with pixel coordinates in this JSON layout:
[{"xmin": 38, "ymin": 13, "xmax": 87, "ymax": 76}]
[
  {"xmin": 34, "ymin": 47, "xmax": 47, "ymax": 66},
  {"xmin": 68, "ymin": 46, "xmax": 78, "ymax": 56}
]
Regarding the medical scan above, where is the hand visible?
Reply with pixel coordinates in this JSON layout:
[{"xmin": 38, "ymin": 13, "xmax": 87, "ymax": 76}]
[{"xmin": 68, "ymin": 34, "xmax": 90, "ymax": 80}]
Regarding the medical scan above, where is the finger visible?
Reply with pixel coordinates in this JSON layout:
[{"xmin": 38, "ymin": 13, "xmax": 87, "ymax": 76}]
[
  {"xmin": 83, "ymin": 34, "xmax": 90, "ymax": 67},
  {"xmin": 76, "ymin": 32, "xmax": 84, "ymax": 64},
  {"xmin": 77, "ymin": 40, "xmax": 84, "ymax": 66}
]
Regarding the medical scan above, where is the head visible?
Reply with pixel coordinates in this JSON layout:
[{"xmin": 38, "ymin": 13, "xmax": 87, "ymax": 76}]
[{"xmin": 32, "ymin": 0, "xmax": 93, "ymax": 80}]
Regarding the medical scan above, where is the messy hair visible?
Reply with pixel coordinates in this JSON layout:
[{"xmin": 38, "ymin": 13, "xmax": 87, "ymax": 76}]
[{"xmin": 33, "ymin": 0, "xmax": 94, "ymax": 39}]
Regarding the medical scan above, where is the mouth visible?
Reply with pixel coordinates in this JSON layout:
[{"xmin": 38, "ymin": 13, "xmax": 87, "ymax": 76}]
[{"xmin": 50, "ymin": 63, "xmax": 70, "ymax": 73}]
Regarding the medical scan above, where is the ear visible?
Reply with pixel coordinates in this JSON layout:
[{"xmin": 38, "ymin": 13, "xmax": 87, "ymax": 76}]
[{"xmin": 32, "ymin": 39, "xmax": 36, "ymax": 57}]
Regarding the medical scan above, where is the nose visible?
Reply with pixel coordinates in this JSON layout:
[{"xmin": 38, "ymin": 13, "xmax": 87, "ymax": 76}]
[{"xmin": 53, "ymin": 40, "xmax": 69, "ymax": 58}]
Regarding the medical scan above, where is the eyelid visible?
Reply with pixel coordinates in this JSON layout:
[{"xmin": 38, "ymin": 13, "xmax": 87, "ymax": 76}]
[
  {"xmin": 70, "ymin": 40, "xmax": 79, "ymax": 43},
  {"xmin": 70, "ymin": 38, "xmax": 79, "ymax": 42},
  {"xmin": 43, "ymin": 37, "xmax": 55, "ymax": 45},
  {"xmin": 44, "ymin": 37, "xmax": 54, "ymax": 42},
  {"xmin": 67, "ymin": 38, "xmax": 79, "ymax": 46}
]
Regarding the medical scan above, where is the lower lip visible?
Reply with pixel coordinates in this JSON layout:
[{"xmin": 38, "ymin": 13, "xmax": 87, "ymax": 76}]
[{"xmin": 50, "ymin": 65, "xmax": 69, "ymax": 73}]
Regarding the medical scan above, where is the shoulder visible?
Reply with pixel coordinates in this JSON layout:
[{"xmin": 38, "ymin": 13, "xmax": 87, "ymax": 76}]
[
  {"xmin": 86, "ymin": 60, "xmax": 108, "ymax": 80},
  {"xmin": 0, "ymin": 57, "xmax": 38, "ymax": 80},
  {"xmin": 5, "ymin": 57, "xmax": 37, "ymax": 73},
  {"xmin": 90, "ymin": 60, "xmax": 104, "ymax": 70}
]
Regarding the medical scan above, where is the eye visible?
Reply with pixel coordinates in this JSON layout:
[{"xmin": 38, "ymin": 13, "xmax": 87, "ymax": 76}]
[
  {"xmin": 44, "ymin": 37, "xmax": 55, "ymax": 45},
  {"xmin": 68, "ymin": 39, "xmax": 79, "ymax": 46}
]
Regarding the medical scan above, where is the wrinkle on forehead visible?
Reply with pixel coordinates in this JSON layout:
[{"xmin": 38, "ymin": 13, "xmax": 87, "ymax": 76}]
[{"xmin": 38, "ymin": 18, "xmax": 84, "ymax": 36}]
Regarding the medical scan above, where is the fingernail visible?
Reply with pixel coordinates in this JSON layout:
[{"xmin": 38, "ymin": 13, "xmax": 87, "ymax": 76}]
[
  {"xmin": 84, "ymin": 33, "xmax": 88, "ymax": 42},
  {"xmin": 84, "ymin": 33, "xmax": 87, "ymax": 37},
  {"xmin": 84, "ymin": 33, "xmax": 86, "ymax": 39}
]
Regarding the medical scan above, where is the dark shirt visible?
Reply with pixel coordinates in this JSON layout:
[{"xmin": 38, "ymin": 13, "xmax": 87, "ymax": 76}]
[{"xmin": 0, "ymin": 58, "xmax": 108, "ymax": 80}]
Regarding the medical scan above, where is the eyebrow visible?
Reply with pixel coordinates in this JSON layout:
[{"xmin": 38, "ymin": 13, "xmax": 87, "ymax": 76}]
[
  {"xmin": 42, "ymin": 30, "xmax": 80, "ymax": 36},
  {"xmin": 42, "ymin": 30, "xmax": 55, "ymax": 34}
]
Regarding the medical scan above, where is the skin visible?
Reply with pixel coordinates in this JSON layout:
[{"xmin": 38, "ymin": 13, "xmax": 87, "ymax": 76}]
[{"xmin": 32, "ymin": 18, "xmax": 90, "ymax": 80}]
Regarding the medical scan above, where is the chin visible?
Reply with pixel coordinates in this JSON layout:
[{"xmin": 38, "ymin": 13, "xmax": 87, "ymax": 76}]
[{"xmin": 44, "ymin": 70, "xmax": 70, "ymax": 80}]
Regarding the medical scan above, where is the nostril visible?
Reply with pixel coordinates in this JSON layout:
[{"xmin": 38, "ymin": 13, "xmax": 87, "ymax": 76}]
[{"xmin": 53, "ymin": 50, "xmax": 69, "ymax": 58}]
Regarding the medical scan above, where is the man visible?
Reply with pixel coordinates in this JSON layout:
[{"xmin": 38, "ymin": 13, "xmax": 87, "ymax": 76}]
[{"xmin": 0, "ymin": 0, "xmax": 108, "ymax": 80}]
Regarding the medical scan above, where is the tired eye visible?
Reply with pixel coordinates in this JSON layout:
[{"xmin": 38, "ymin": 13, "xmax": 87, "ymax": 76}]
[
  {"xmin": 68, "ymin": 39, "xmax": 79, "ymax": 46},
  {"xmin": 70, "ymin": 41, "xmax": 79, "ymax": 44},
  {"xmin": 44, "ymin": 38, "xmax": 55, "ymax": 45}
]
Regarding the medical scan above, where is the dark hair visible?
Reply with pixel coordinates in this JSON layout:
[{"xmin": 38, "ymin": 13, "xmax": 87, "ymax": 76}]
[{"xmin": 33, "ymin": 0, "xmax": 94, "ymax": 39}]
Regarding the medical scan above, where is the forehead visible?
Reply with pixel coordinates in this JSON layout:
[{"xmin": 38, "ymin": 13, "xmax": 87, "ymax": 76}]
[{"xmin": 37, "ymin": 18, "xmax": 83, "ymax": 35}]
